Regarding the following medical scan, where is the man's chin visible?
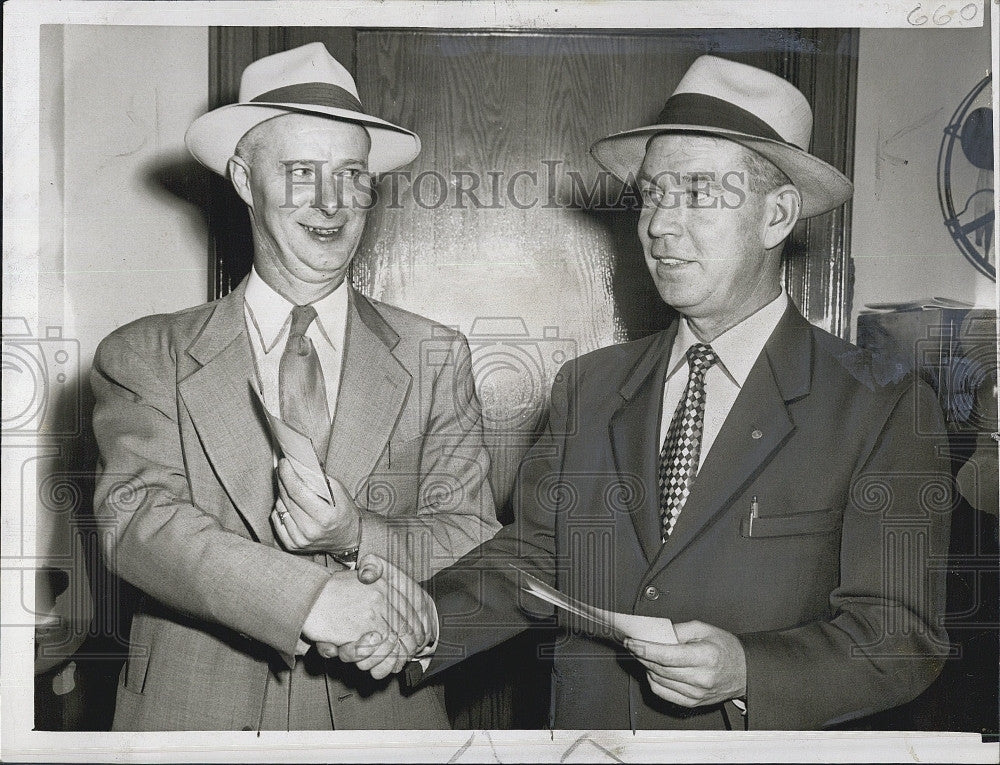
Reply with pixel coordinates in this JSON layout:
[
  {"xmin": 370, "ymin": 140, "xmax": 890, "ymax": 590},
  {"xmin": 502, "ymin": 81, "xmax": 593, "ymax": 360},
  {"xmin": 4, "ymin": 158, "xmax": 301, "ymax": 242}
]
[
  {"xmin": 301, "ymin": 266, "xmax": 351, "ymax": 287},
  {"xmin": 295, "ymin": 245, "xmax": 358, "ymax": 275},
  {"xmin": 652, "ymin": 282, "xmax": 704, "ymax": 312}
]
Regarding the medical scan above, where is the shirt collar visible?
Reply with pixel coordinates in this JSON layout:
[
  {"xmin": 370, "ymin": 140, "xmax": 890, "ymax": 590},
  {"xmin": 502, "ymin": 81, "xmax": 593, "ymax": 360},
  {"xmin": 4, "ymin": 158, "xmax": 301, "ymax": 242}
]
[
  {"xmin": 244, "ymin": 267, "xmax": 349, "ymax": 353},
  {"xmin": 667, "ymin": 289, "xmax": 789, "ymax": 388}
]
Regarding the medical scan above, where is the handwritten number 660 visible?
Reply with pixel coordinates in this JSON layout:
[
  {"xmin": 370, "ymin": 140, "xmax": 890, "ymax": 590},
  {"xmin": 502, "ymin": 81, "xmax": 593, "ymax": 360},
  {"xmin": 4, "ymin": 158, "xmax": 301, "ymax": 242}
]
[{"xmin": 908, "ymin": 3, "xmax": 979, "ymax": 25}]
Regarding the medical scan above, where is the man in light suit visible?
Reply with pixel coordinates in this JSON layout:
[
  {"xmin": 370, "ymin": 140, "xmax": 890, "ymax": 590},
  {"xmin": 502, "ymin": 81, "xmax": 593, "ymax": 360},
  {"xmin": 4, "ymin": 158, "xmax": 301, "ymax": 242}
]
[
  {"xmin": 91, "ymin": 43, "xmax": 500, "ymax": 731},
  {"xmin": 373, "ymin": 55, "xmax": 954, "ymax": 730}
]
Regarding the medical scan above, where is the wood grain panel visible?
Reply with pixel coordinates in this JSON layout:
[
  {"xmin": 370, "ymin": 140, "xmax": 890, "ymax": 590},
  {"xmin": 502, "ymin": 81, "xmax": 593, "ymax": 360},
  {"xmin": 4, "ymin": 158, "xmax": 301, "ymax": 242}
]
[
  {"xmin": 780, "ymin": 29, "xmax": 858, "ymax": 336},
  {"xmin": 355, "ymin": 33, "xmax": 618, "ymax": 346},
  {"xmin": 356, "ymin": 32, "xmax": 612, "ymax": 512}
]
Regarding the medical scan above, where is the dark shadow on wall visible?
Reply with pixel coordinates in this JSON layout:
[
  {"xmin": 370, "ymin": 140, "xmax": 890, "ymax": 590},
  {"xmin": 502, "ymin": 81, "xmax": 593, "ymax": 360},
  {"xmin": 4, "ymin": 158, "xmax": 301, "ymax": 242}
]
[
  {"xmin": 29, "ymin": 360, "xmax": 135, "ymax": 731},
  {"xmin": 562, "ymin": 186, "xmax": 677, "ymax": 342},
  {"xmin": 144, "ymin": 153, "xmax": 229, "ymax": 299}
]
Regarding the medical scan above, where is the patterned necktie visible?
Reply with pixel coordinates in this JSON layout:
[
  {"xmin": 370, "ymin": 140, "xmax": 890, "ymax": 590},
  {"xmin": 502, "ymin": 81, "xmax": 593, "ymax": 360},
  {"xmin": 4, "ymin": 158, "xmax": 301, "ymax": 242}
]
[
  {"xmin": 279, "ymin": 305, "xmax": 331, "ymax": 463},
  {"xmin": 658, "ymin": 342, "xmax": 718, "ymax": 540}
]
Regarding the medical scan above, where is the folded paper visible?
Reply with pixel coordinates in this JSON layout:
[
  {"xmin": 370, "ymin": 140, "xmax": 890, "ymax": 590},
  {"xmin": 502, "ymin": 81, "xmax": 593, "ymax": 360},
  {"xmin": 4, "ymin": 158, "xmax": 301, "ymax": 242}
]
[{"xmin": 512, "ymin": 565, "xmax": 678, "ymax": 644}]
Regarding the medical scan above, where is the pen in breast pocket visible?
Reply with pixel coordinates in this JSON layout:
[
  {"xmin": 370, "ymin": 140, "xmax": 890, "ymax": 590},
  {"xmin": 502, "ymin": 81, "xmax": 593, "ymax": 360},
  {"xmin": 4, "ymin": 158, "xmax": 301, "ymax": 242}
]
[{"xmin": 749, "ymin": 495, "xmax": 759, "ymax": 537}]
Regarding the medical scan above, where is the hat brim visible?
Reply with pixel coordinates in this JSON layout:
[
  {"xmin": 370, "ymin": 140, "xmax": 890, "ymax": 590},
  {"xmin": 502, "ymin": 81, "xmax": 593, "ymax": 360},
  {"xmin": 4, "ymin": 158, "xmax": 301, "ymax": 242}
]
[
  {"xmin": 185, "ymin": 102, "xmax": 421, "ymax": 177},
  {"xmin": 590, "ymin": 125, "xmax": 852, "ymax": 218}
]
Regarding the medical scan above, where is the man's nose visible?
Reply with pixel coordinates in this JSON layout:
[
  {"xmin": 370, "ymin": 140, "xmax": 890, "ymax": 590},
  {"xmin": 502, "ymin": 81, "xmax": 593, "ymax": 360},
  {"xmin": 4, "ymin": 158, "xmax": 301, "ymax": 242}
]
[
  {"xmin": 313, "ymin": 174, "xmax": 346, "ymax": 215},
  {"xmin": 646, "ymin": 198, "xmax": 683, "ymax": 239}
]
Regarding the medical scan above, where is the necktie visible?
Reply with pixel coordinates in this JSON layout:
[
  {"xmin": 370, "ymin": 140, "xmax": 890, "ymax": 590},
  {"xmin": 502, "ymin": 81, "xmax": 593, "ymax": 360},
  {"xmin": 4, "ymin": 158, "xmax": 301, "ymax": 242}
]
[
  {"xmin": 279, "ymin": 305, "xmax": 331, "ymax": 463},
  {"xmin": 658, "ymin": 342, "xmax": 718, "ymax": 540}
]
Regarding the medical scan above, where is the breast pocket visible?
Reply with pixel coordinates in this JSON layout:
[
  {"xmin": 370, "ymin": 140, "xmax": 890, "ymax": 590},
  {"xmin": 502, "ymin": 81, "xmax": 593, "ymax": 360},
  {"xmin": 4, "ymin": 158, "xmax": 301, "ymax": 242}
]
[{"xmin": 740, "ymin": 507, "xmax": 841, "ymax": 538}]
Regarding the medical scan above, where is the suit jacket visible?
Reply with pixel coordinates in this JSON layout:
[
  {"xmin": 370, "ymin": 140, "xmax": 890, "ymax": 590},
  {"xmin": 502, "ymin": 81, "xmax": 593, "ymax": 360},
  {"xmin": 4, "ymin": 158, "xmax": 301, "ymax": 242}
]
[
  {"xmin": 420, "ymin": 303, "xmax": 952, "ymax": 730},
  {"xmin": 91, "ymin": 277, "xmax": 500, "ymax": 730}
]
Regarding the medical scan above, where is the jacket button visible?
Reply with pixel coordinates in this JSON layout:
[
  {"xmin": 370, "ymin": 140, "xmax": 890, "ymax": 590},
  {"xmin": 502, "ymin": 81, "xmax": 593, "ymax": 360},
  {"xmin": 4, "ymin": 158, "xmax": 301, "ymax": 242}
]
[{"xmin": 643, "ymin": 585, "xmax": 660, "ymax": 601}]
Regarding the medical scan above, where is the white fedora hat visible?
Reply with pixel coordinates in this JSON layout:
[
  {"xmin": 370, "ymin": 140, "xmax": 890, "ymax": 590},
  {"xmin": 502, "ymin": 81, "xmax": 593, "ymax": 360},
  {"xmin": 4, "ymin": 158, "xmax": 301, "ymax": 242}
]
[
  {"xmin": 590, "ymin": 55, "xmax": 853, "ymax": 218},
  {"xmin": 186, "ymin": 42, "xmax": 420, "ymax": 176}
]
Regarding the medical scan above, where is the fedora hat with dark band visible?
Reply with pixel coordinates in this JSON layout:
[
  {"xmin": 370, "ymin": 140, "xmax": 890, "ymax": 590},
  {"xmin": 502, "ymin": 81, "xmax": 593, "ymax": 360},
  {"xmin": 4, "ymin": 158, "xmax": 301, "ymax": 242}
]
[
  {"xmin": 186, "ymin": 42, "xmax": 420, "ymax": 176},
  {"xmin": 590, "ymin": 55, "xmax": 853, "ymax": 218}
]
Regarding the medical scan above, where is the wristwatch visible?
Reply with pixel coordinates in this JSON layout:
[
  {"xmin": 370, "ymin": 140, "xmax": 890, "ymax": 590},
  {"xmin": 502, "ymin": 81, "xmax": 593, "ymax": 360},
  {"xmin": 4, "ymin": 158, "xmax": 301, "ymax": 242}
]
[
  {"xmin": 330, "ymin": 523, "xmax": 362, "ymax": 567},
  {"xmin": 330, "ymin": 545, "xmax": 360, "ymax": 567}
]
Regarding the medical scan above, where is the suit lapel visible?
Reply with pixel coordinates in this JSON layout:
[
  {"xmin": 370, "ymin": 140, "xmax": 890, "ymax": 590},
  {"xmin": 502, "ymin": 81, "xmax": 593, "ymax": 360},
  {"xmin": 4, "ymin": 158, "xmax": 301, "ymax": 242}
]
[
  {"xmin": 608, "ymin": 326, "xmax": 677, "ymax": 564},
  {"xmin": 324, "ymin": 289, "xmax": 412, "ymax": 499},
  {"xmin": 647, "ymin": 304, "xmax": 814, "ymax": 576},
  {"xmin": 179, "ymin": 279, "xmax": 276, "ymax": 543}
]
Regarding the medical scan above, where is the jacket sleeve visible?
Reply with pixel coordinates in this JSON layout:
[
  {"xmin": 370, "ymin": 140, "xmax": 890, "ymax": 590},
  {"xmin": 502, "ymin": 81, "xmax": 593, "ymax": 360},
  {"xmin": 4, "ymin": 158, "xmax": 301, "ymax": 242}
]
[
  {"xmin": 412, "ymin": 359, "xmax": 575, "ymax": 679},
  {"xmin": 739, "ymin": 377, "xmax": 953, "ymax": 729},
  {"xmin": 358, "ymin": 333, "xmax": 502, "ymax": 578},
  {"xmin": 91, "ymin": 329, "xmax": 332, "ymax": 664}
]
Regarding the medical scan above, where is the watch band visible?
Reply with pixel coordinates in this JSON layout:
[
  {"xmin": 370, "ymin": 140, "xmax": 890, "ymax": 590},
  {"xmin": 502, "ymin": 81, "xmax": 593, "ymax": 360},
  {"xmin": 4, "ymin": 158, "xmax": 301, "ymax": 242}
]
[
  {"xmin": 330, "ymin": 520, "xmax": 362, "ymax": 567},
  {"xmin": 330, "ymin": 545, "xmax": 360, "ymax": 566}
]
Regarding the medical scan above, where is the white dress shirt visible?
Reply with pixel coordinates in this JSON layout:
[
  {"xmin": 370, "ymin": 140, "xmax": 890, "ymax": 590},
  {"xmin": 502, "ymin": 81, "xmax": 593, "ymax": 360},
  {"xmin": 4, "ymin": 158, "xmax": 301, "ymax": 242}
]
[
  {"xmin": 243, "ymin": 268, "xmax": 349, "ymax": 423},
  {"xmin": 658, "ymin": 290, "xmax": 789, "ymax": 463}
]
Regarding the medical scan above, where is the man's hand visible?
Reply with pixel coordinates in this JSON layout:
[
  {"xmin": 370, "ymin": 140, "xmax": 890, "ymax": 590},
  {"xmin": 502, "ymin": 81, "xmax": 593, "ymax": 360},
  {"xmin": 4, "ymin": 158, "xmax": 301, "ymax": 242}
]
[
  {"xmin": 271, "ymin": 459, "xmax": 361, "ymax": 554},
  {"xmin": 625, "ymin": 620, "xmax": 747, "ymax": 708},
  {"xmin": 321, "ymin": 554, "xmax": 437, "ymax": 679},
  {"xmin": 301, "ymin": 564, "xmax": 426, "ymax": 656}
]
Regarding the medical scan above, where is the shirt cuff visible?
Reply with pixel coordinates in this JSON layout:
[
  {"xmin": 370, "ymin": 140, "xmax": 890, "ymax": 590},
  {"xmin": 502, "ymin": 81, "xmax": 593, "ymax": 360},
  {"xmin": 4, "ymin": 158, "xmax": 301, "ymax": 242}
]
[{"xmin": 412, "ymin": 591, "xmax": 440, "ymax": 670}]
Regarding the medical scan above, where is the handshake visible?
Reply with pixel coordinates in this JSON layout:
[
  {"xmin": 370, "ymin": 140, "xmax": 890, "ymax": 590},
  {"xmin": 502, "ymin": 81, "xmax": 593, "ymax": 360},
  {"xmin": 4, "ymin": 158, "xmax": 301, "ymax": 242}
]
[{"xmin": 300, "ymin": 553, "xmax": 437, "ymax": 679}]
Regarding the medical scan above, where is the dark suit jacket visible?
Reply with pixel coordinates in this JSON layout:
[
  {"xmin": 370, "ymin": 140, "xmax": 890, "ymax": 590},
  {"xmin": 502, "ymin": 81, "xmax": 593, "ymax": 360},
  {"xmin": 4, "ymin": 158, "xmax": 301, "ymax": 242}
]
[
  {"xmin": 91, "ymin": 277, "xmax": 500, "ymax": 730},
  {"xmin": 420, "ymin": 303, "xmax": 952, "ymax": 730}
]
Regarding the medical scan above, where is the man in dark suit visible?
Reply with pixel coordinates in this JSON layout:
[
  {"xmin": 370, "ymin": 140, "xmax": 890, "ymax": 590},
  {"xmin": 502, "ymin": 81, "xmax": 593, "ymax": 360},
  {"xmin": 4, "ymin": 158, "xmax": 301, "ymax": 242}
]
[
  {"xmin": 91, "ymin": 42, "xmax": 499, "ymax": 731},
  {"xmin": 356, "ymin": 54, "xmax": 953, "ymax": 730}
]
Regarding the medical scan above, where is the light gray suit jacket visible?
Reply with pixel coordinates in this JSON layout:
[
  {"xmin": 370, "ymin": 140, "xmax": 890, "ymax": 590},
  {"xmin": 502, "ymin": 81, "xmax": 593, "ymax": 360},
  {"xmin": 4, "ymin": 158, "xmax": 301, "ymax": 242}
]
[{"xmin": 91, "ymin": 277, "xmax": 500, "ymax": 730}]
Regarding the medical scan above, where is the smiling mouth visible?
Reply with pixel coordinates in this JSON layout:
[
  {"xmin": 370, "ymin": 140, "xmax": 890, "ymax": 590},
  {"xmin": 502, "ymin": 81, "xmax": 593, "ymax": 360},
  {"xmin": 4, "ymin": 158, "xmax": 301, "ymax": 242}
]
[
  {"xmin": 656, "ymin": 257, "xmax": 691, "ymax": 267},
  {"xmin": 302, "ymin": 224, "xmax": 343, "ymax": 239}
]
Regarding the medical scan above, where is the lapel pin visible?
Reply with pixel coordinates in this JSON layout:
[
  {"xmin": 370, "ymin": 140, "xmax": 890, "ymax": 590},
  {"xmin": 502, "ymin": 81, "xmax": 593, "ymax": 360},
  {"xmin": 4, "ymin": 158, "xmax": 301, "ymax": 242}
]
[{"xmin": 751, "ymin": 429, "xmax": 763, "ymax": 440}]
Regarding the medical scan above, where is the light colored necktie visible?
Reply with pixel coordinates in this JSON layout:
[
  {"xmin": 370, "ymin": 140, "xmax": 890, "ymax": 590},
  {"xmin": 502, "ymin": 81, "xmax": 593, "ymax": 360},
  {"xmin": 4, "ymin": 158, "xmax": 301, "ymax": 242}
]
[
  {"xmin": 279, "ymin": 305, "xmax": 331, "ymax": 463},
  {"xmin": 658, "ymin": 342, "xmax": 718, "ymax": 540}
]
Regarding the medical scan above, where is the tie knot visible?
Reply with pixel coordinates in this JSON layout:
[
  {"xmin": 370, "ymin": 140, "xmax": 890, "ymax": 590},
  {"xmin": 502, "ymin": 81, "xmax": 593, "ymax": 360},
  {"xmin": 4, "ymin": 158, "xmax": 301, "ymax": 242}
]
[
  {"xmin": 289, "ymin": 304, "xmax": 318, "ymax": 338},
  {"xmin": 685, "ymin": 342, "xmax": 717, "ymax": 373}
]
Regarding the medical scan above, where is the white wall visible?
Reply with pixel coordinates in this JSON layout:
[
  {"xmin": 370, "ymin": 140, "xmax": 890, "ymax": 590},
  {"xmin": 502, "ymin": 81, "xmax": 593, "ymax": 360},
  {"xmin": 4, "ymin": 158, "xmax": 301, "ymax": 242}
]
[
  {"xmin": 851, "ymin": 19, "xmax": 995, "ymax": 338},
  {"xmin": 32, "ymin": 24, "xmax": 210, "ymax": 655},
  {"xmin": 54, "ymin": 25, "xmax": 210, "ymax": 364}
]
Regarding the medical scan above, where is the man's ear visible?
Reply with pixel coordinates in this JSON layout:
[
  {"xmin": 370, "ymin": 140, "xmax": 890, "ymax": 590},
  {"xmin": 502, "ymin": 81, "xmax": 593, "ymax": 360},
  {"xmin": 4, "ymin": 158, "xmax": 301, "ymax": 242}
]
[
  {"xmin": 762, "ymin": 184, "xmax": 802, "ymax": 250},
  {"xmin": 228, "ymin": 155, "xmax": 254, "ymax": 209}
]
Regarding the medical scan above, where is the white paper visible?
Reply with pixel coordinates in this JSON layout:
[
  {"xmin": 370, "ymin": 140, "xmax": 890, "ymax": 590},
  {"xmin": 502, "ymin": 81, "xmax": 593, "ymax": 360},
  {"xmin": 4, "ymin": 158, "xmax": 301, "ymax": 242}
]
[
  {"xmin": 253, "ymin": 388, "xmax": 333, "ymax": 503},
  {"xmin": 512, "ymin": 565, "xmax": 678, "ymax": 644},
  {"xmin": 863, "ymin": 296, "xmax": 975, "ymax": 310}
]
